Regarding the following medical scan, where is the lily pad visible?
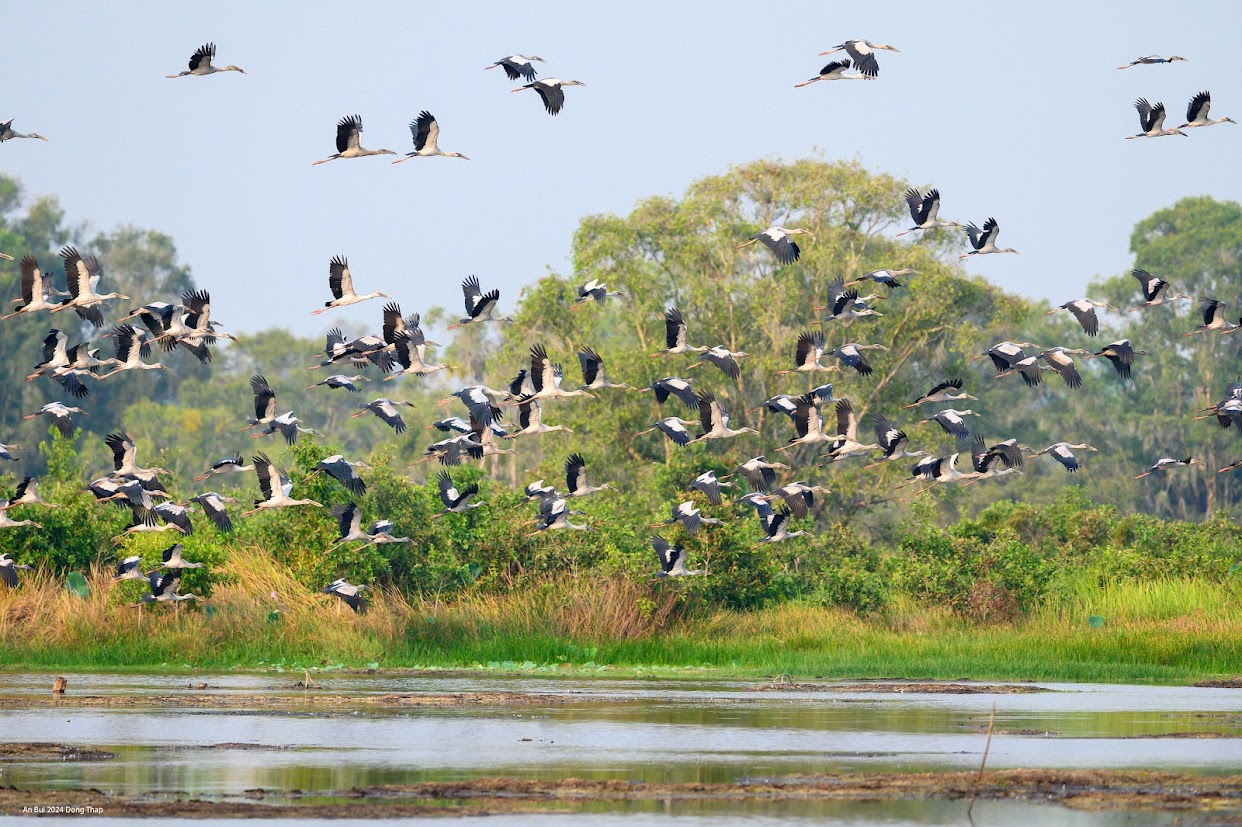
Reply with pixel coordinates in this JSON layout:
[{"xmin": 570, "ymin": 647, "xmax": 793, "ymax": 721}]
[
  {"xmin": 1088, "ymin": 615, "xmax": 1106, "ymax": 628},
  {"xmin": 64, "ymin": 572, "xmax": 89, "ymax": 599}
]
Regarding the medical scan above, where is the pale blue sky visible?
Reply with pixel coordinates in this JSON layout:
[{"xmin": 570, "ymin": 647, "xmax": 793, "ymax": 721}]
[{"xmin": 4, "ymin": 1, "xmax": 1241, "ymax": 336}]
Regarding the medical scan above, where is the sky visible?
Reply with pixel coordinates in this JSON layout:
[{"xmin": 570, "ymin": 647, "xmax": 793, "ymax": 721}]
[{"xmin": 3, "ymin": 0, "xmax": 1242, "ymax": 338}]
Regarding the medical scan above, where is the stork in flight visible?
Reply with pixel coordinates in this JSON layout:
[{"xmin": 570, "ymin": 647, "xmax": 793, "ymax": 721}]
[
  {"xmin": 433, "ymin": 471, "xmax": 483, "ymax": 517},
  {"xmin": 1185, "ymin": 299, "xmax": 1237, "ymax": 336},
  {"xmin": 687, "ymin": 345, "xmax": 749, "ymax": 380},
  {"xmin": 1040, "ymin": 347, "xmax": 1090, "ymax": 389},
  {"xmin": 571, "ymin": 279, "xmax": 622, "ymax": 310},
  {"xmin": 961, "ymin": 218, "xmax": 1019, "ymax": 258},
  {"xmin": 313, "ymin": 115, "xmax": 397, "ymax": 165},
  {"xmin": 778, "ymin": 331, "xmax": 840, "ymax": 375},
  {"xmin": 1086, "ymin": 340, "xmax": 1148, "ymax": 379},
  {"xmin": 24, "ymin": 402, "xmax": 87, "ymax": 439},
  {"xmin": 919, "ymin": 408, "xmax": 979, "ymax": 441},
  {"xmin": 243, "ymin": 453, "xmax": 322, "ymax": 516},
  {"xmin": 1046, "ymin": 299, "xmax": 1116, "ymax": 337},
  {"xmin": 736, "ymin": 227, "xmax": 814, "ymax": 264},
  {"xmin": 393, "ymin": 111, "xmax": 470, "ymax": 163},
  {"xmin": 822, "ymin": 399, "xmax": 881, "ymax": 463},
  {"xmin": 652, "ymin": 536, "xmax": 702, "ymax": 577},
  {"xmin": 752, "ymin": 507, "xmax": 812, "ymax": 548},
  {"xmin": 863, "ymin": 413, "xmax": 927, "ymax": 469},
  {"xmin": 692, "ymin": 389, "xmax": 757, "ymax": 443},
  {"xmin": 485, "ymin": 55, "xmax": 545, "ymax": 82},
  {"xmin": 847, "ymin": 268, "xmax": 918, "ymax": 291},
  {"xmin": 651, "ymin": 307, "xmax": 707, "ymax": 357},
  {"xmin": 1126, "ymin": 99, "xmax": 1187, "ymax": 139},
  {"xmin": 97, "ymin": 325, "xmax": 166, "ymax": 379},
  {"xmin": 903, "ymin": 379, "xmax": 976, "ymax": 408},
  {"xmin": 688, "ymin": 470, "xmax": 735, "ymax": 505},
  {"xmin": 313, "ymin": 256, "xmax": 389, "ymax": 315},
  {"xmin": 819, "ymin": 40, "xmax": 900, "ymax": 77},
  {"xmin": 2, "ymin": 256, "xmax": 61, "ymax": 319},
  {"xmin": 1117, "ymin": 54, "xmax": 1187, "ymax": 69},
  {"xmin": 1134, "ymin": 457, "xmax": 1204, "ymax": 480},
  {"xmin": 1024, "ymin": 442, "xmax": 1097, "ymax": 473},
  {"xmin": 577, "ymin": 346, "xmax": 632, "ymax": 391},
  {"xmin": 794, "ymin": 59, "xmax": 874, "ymax": 87},
  {"xmin": 166, "ymin": 43, "xmax": 245, "ymax": 77},
  {"xmin": 635, "ymin": 416, "xmax": 696, "ymax": 446},
  {"xmin": 351, "ymin": 398, "xmax": 415, "ymax": 434},
  {"xmin": 512, "ymin": 78, "xmax": 586, "ymax": 115},
  {"xmin": 525, "ymin": 344, "xmax": 596, "ymax": 402},
  {"xmin": 1179, "ymin": 91, "xmax": 1236, "ymax": 129},
  {"xmin": 651, "ymin": 501, "xmax": 721, "ymax": 536},
  {"xmin": 50, "ymin": 247, "xmax": 128, "ymax": 320},
  {"xmin": 0, "ymin": 119, "xmax": 49, "ymax": 142},
  {"xmin": 1128, "ymin": 268, "xmax": 1191, "ymax": 311},
  {"xmin": 449, "ymin": 275, "xmax": 513, "ymax": 329},
  {"xmin": 897, "ymin": 189, "xmax": 959, "ymax": 236}
]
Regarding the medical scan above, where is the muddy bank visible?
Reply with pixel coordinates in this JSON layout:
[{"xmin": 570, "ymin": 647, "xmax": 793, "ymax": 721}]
[
  {"xmin": 2, "ymin": 770, "xmax": 1240, "ymax": 817},
  {"xmin": 0, "ymin": 743, "xmax": 115, "ymax": 761},
  {"xmin": 752, "ymin": 681, "xmax": 1051, "ymax": 694},
  {"xmin": 1194, "ymin": 678, "xmax": 1242, "ymax": 689},
  {"xmin": 0, "ymin": 691, "xmax": 579, "ymax": 710}
]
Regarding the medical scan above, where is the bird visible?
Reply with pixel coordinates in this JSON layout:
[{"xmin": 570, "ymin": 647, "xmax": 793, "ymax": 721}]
[
  {"xmin": 1117, "ymin": 54, "xmax": 1187, "ymax": 69},
  {"xmin": 0, "ymin": 511, "xmax": 42, "ymax": 532},
  {"xmin": 50, "ymin": 247, "xmax": 128, "ymax": 321},
  {"xmin": 522, "ymin": 345, "xmax": 596, "ymax": 403},
  {"xmin": 112, "ymin": 556, "xmax": 146, "ymax": 582},
  {"xmin": 2, "ymin": 256, "xmax": 63, "ymax": 319},
  {"xmin": 820, "ymin": 40, "xmax": 900, "ymax": 77},
  {"xmin": 816, "ymin": 280, "xmax": 883, "ymax": 323},
  {"xmin": 350, "ymin": 398, "xmax": 415, "ymax": 434},
  {"xmin": 687, "ymin": 345, "xmax": 748, "ymax": 380},
  {"xmin": 692, "ymin": 389, "xmax": 757, "ymax": 443},
  {"xmin": 736, "ymin": 227, "xmax": 814, "ymax": 264},
  {"xmin": 961, "ymin": 218, "xmax": 1019, "ymax": 258},
  {"xmin": 516, "ymin": 479, "xmax": 559, "ymax": 507},
  {"xmin": 508, "ymin": 398, "xmax": 573, "ymax": 437},
  {"xmin": 1126, "ymin": 99, "xmax": 1188, "ymax": 139},
  {"xmin": 725, "ymin": 456, "xmax": 790, "ymax": 493},
  {"xmin": 903, "ymin": 379, "xmax": 977, "ymax": 408},
  {"xmin": 530, "ymin": 495, "xmax": 591, "ymax": 534},
  {"xmin": 194, "ymin": 452, "xmax": 253, "ymax": 482},
  {"xmin": 328, "ymin": 503, "xmax": 371, "ymax": 547},
  {"xmin": 387, "ymin": 330, "xmax": 450, "ymax": 379},
  {"xmin": 434, "ymin": 471, "xmax": 483, "ymax": 517},
  {"xmin": 651, "ymin": 308, "xmax": 707, "ymax": 357},
  {"xmin": 763, "ymin": 482, "xmax": 829, "ymax": 519},
  {"xmin": 165, "ymin": 43, "xmax": 245, "ymax": 77},
  {"xmin": 1184, "ymin": 299, "xmax": 1238, "ymax": 336},
  {"xmin": 571, "ymin": 279, "xmax": 622, "ymax": 310},
  {"xmin": 243, "ymin": 453, "xmax": 323, "ymax": 516},
  {"xmin": 313, "ymin": 256, "xmax": 389, "ymax": 315},
  {"xmin": 1179, "ymin": 91, "xmax": 1235, "ymax": 129},
  {"xmin": 750, "ymin": 384, "xmax": 834, "ymax": 418},
  {"xmin": 312, "ymin": 115, "xmax": 397, "ymax": 165},
  {"xmin": 652, "ymin": 535, "xmax": 702, "ymax": 577},
  {"xmin": 974, "ymin": 341, "xmax": 1043, "ymax": 373},
  {"xmin": 0, "ymin": 119, "xmax": 49, "ymax": 142},
  {"xmin": 1046, "ymin": 299, "xmax": 1116, "ymax": 337},
  {"xmin": 313, "ymin": 455, "xmax": 368, "ymax": 495},
  {"xmin": 919, "ymin": 408, "xmax": 979, "ymax": 441},
  {"xmin": 778, "ymin": 393, "xmax": 836, "ymax": 452},
  {"xmin": 437, "ymin": 385, "xmax": 506, "ymax": 425},
  {"xmin": 0, "ymin": 444, "xmax": 18, "ymax": 463},
  {"xmin": 910, "ymin": 452, "xmax": 977, "ymax": 496},
  {"xmin": 1128, "ymin": 269, "xmax": 1191, "ymax": 311},
  {"xmin": 152, "ymin": 502, "xmax": 195, "ymax": 536},
  {"xmin": 652, "ymin": 501, "xmax": 721, "ymax": 536},
  {"xmin": 565, "ymin": 453, "xmax": 613, "ymax": 498},
  {"xmin": 1134, "ymin": 457, "xmax": 1204, "ymax": 480},
  {"xmin": 0, "ymin": 553, "xmax": 33, "ymax": 586},
  {"xmin": 308, "ymin": 374, "xmax": 369, "ymax": 393},
  {"xmin": 822, "ymin": 399, "xmax": 882, "ymax": 462},
  {"xmin": 159, "ymin": 543, "xmax": 203, "ymax": 570},
  {"xmin": 832, "ymin": 342, "xmax": 888, "ymax": 376},
  {"xmin": 794, "ymin": 59, "xmax": 874, "ymax": 87},
  {"xmin": 393, "ymin": 111, "xmax": 470, "ymax": 163},
  {"xmin": 1040, "ymin": 347, "xmax": 1090, "ymax": 388},
  {"xmin": 485, "ymin": 54, "xmax": 546, "ymax": 82},
  {"xmin": 1087, "ymin": 340, "xmax": 1148, "ymax": 379},
  {"xmin": 577, "ymin": 346, "xmax": 632, "ymax": 391},
  {"xmin": 688, "ymin": 470, "xmax": 735, "ymax": 505},
  {"xmin": 635, "ymin": 416, "xmax": 696, "ymax": 447},
  {"xmin": 250, "ymin": 411, "xmax": 321, "ymax": 445},
  {"xmin": 897, "ymin": 189, "xmax": 959, "ymax": 236},
  {"xmin": 104, "ymin": 432, "xmax": 170, "ymax": 485},
  {"xmin": 324, "ymin": 579, "xmax": 367, "ymax": 614},
  {"xmin": 993, "ymin": 355, "xmax": 1048, "ymax": 388},
  {"xmin": 97, "ymin": 325, "xmax": 165, "ymax": 379},
  {"xmin": 449, "ymin": 275, "xmax": 513, "ymax": 329},
  {"xmin": 312, "ymin": 328, "xmax": 394, "ymax": 371},
  {"xmin": 137, "ymin": 570, "xmax": 198, "ymax": 607},
  {"xmin": 365, "ymin": 520, "xmax": 411, "ymax": 547},
  {"xmin": 863, "ymin": 413, "xmax": 927, "ymax": 469},
  {"xmin": 512, "ymin": 78, "xmax": 586, "ymax": 115},
  {"xmin": 187, "ymin": 492, "xmax": 236, "ymax": 533},
  {"xmin": 846, "ymin": 268, "xmax": 918, "ymax": 291},
  {"xmin": 23, "ymin": 402, "xmax": 88, "ymax": 439},
  {"xmin": 1024, "ymin": 442, "xmax": 1097, "ymax": 473},
  {"xmin": 752, "ymin": 507, "xmax": 811, "ymax": 547},
  {"xmin": 7, "ymin": 477, "xmax": 57, "ymax": 510},
  {"xmin": 960, "ymin": 438, "xmax": 1025, "ymax": 486}
]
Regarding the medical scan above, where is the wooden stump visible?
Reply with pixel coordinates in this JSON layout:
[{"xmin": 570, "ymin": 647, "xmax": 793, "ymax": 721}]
[{"xmin": 52, "ymin": 677, "xmax": 67, "ymax": 694}]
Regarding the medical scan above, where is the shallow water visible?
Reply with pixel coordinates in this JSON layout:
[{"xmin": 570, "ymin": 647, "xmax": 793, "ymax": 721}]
[{"xmin": 1, "ymin": 672, "xmax": 1239, "ymax": 824}]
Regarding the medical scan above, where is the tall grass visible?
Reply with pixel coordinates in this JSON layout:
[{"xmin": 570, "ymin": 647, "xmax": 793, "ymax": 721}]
[{"xmin": 2, "ymin": 547, "xmax": 1239, "ymax": 683}]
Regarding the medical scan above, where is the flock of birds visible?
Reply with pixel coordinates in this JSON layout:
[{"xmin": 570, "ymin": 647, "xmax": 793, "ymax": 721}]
[{"xmin": 0, "ymin": 41, "xmax": 1236, "ymax": 612}]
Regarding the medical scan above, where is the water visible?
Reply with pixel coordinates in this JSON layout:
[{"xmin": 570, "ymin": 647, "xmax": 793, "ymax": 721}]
[{"xmin": 1, "ymin": 672, "xmax": 1238, "ymax": 824}]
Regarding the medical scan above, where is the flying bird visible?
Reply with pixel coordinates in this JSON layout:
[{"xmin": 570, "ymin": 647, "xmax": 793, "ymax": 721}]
[
  {"xmin": 1126, "ymin": 99, "xmax": 1187, "ymax": 139},
  {"xmin": 794, "ymin": 59, "xmax": 874, "ymax": 87},
  {"xmin": 449, "ymin": 275, "xmax": 513, "ymax": 329},
  {"xmin": 1045, "ymin": 299, "xmax": 1116, "ymax": 336},
  {"xmin": 819, "ymin": 40, "xmax": 900, "ymax": 77},
  {"xmin": 652, "ymin": 535, "xmax": 702, "ymax": 577},
  {"xmin": 1087, "ymin": 340, "xmax": 1148, "ymax": 379},
  {"xmin": 897, "ymin": 189, "xmax": 959, "ymax": 236},
  {"xmin": 903, "ymin": 379, "xmax": 976, "ymax": 408},
  {"xmin": 313, "ymin": 256, "xmax": 389, "ymax": 315},
  {"xmin": 313, "ymin": 115, "xmax": 397, "ymax": 165},
  {"xmin": 1179, "ymin": 91, "xmax": 1236, "ymax": 129},
  {"xmin": 1024, "ymin": 442, "xmax": 1097, "ymax": 473},
  {"xmin": 1117, "ymin": 54, "xmax": 1187, "ymax": 69},
  {"xmin": 512, "ymin": 78, "xmax": 586, "ymax": 115},
  {"xmin": 1185, "ymin": 299, "xmax": 1238, "ymax": 336},
  {"xmin": 166, "ymin": 42, "xmax": 245, "ymax": 77},
  {"xmin": 919, "ymin": 408, "xmax": 979, "ymax": 441},
  {"xmin": 485, "ymin": 54, "xmax": 545, "ymax": 82},
  {"xmin": 651, "ymin": 307, "xmax": 707, "ymax": 357},
  {"xmin": 350, "ymin": 398, "xmax": 415, "ymax": 434},
  {"xmin": 571, "ymin": 279, "xmax": 622, "ymax": 310},
  {"xmin": 0, "ymin": 119, "xmax": 48, "ymax": 142},
  {"xmin": 736, "ymin": 227, "xmax": 814, "ymax": 264},
  {"xmin": 434, "ymin": 471, "xmax": 482, "ymax": 517},
  {"xmin": 393, "ymin": 111, "xmax": 470, "ymax": 163},
  {"xmin": 1128, "ymin": 269, "xmax": 1191, "ymax": 311},
  {"xmin": 1134, "ymin": 457, "xmax": 1204, "ymax": 480},
  {"xmin": 961, "ymin": 218, "xmax": 1019, "ymax": 258}
]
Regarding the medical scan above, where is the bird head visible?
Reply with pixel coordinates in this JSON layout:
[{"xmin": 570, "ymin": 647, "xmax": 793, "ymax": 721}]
[
  {"xmin": 1168, "ymin": 55, "xmax": 1187, "ymax": 62},
  {"xmin": 564, "ymin": 80, "xmax": 587, "ymax": 87},
  {"xmin": 224, "ymin": 65, "xmax": 246, "ymax": 73}
]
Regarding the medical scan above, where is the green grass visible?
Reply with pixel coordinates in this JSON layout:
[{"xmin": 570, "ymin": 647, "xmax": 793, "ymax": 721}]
[{"xmin": 2, "ymin": 549, "xmax": 1239, "ymax": 684}]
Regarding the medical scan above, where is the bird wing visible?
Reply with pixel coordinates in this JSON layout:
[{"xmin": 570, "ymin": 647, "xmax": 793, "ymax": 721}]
[
  {"xmin": 529, "ymin": 344, "xmax": 556, "ymax": 392},
  {"xmin": 658, "ymin": 419, "xmax": 691, "ymax": 446},
  {"xmin": 188, "ymin": 42, "xmax": 215, "ymax": 71},
  {"xmin": 371, "ymin": 400, "xmax": 407, "ymax": 434},
  {"xmin": 1187, "ymin": 90, "xmax": 1210, "ymax": 123},
  {"xmin": 534, "ymin": 83, "xmax": 565, "ymax": 115},
  {"xmin": 60, "ymin": 247, "xmax": 90, "ymax": 298},
  {"xmin": 577, "ymin": 347, "xmax": 602, "ymax": 385},
  {"xmin": 834, "ymin": 399, "xmax": 856, "ymax": 439},
  {"xmin": 1135, "ymin": 98, "xmax": 1155, "ymax": 130},
  {"xmin": 792, "ymin": 394, "xmax": 818, "ymax": 439},
  {"xmin": 1051, "ymin": 445, "xmax": 1080, "ymax": 472},
  {"xmin": 664, "ymin": 307, "xmax": 688, "ymax": 350},
  {"xmin": 412, "ymin": 110, "xmax": 437, "ymax": 152},
  {"xmin": 1131, "ymin": 269, "xmax": 1161, "ymax": 301},
  {"xmin": 565, "ymin": 453, "xmax": 587, "ymax": 494},
  {"xmin": 794, "ymin": 330, "xmax": 822, "ymax": 367},
  {"xmin": 904, "ymin": 188, "xmax": 931, "ymax": 224},
  {"xmin": 707, "ymin": 350, "xmax": 741, "ymax": 379},
  {"xmin": 19, "ymin": 255, "xmax": 40, "ymax": 304},
  {"xmin": 253, "ymin": 453, "xmax": 277, "ymax": 500},
  {"xmin": 697, "ymin": 390, "xmax": 720, "ymax": 433},
  {"xmin": 336, "ymin": 115, "xmax": 363, "ymax": 153},
  {"xmin": 328, "ymin": 256, "xmax": 351, "ymax": 300},
  {"xmin": 250, "ymin": 375, "xmax": 276, "ymax": 420},
  {"xmin": 437, "ymin": 471, "xmax": 459, "ymax": 507},
  {"xmin": 871, "ymin": 413, "xmax": 901, "ymax": 452},
  {"xmin": 969, "ymin": 437, "xmax": 991, "ymax": 473},
  {"xmin": 936, "ymin": 411, "xmax": 970, "ymax": 439},
  {"xmin": 651, "ymin": 535, "xmax": 677, "ymax": 572},
  {"xmin": 104, "ymin": 432, "xmax": 135, "ymax": 472},
  {"xmin": 818, "ymin": 59, "xmax": 851, "ymax": 76},
  {"xmin": 767, "ymin": 509, "xmax": 790, "ymax": 538}
]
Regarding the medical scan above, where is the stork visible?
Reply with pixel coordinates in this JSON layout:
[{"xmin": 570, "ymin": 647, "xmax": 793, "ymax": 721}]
[
  {"xmin": 652, "ymin": 535, "xmax": 702, "ymax": 577},
  {"xmin": 974, "ymin": 341, "xmax": 1043, "ymax": 372},
  {"xmin": 736, "ymin": 227, "xmax": 814, "ymax": 264},
  {"xmin": 816, "ymin": 279, "xmax": 884, "ymax": 322},
  {"xmin": 1117, "ymin": 54, "xmax": 1187, "ymax": 69},
  {"xmin": 635, "ymin": 416, "xmax": 696, "ymax": 446},
  {"xmin": 50, "ymin": 247, "xmax": 128, "ymax": 318},
  {"xmin": 1185, "ymin": 299, "xmax": 1238, "ymax": 336},
  {"xmin": 509, "ymin": 398, "xmax": 574, "ymax": 437},
  {"xmin": 243, "ymin": 453, "xmax": 323, "ymax": 516},
  {"xmin": 312, "ymin": 115, "xmax": 397, "ymax": 164},
  {"xmin": 308, "ymin": 374, "xmax": 369, "ymax": 393},
  {"xmin": 166, "ymin": 43, "xmax": 245, "ymax": 77},
  {"xmin": 763, "ymin": 482, "xmax": 829, "ymax": 519},
  {"xmin": 819, "ymin": 40, "xmax": 900, "ymax": 77},
  {"xmin": 159, "ymin": 543, "xmax": 203, "ymax": 570},
  {"xmin": 794, "ymin": 59, "xmax": 874, "ymax": 87},
  {"xmin": 433, "ymin": 471, "xmax": 483, "ymax": 517},
  {"xmin": 752, "ymin": 507, "xmax": 812, "ymax": 548},
  {"xmin": 1087, "ymin": 340, "xmax": 1148, "ymax": 379},
  {"xmin": 897, "ymin": 189, "xmax": 959, "ymax": 236},
  {"xmin": 250, "ymin": 411, "xmax": 321, "ymax": 445},
  {"xmin": 1024, "ymin": 442, "xmax": 1097, "ymax": 473},
  {"xmin": 526, "ymin": 344, "xmax": 595, "ymax": 402},
  {"xmin": 903, "ymin": 379, "xmax": 976, "ymax": 408},
  {"xmin": 565, "ymin": 453, "xmax": 612, "ymax": 498},
  {"xmin": 960, "ymin": 438, "xmax": 1025, "ymax": 486},
  {"xmin": 97, "ymin": 325, "xmax": 165, "ymax": 379},
  {"xmin": 0, "ymin": 553, "xmax": 33, "ymax": 586},
  {"xmin": 312, "ymin": 455, "xmax": 368, "ymax": 495},
  {"xmin": 651, "ymin": 501, "xmax": 721, "ymax": 535},
  {"xmin": 449, "ymin": 275, "xmax": 513, "ymax": 329},
  {"xmin": 692, "ymin": 389, "xmax": 756, "ymax": 443},
  {"xmin": 187, "ymin": 492, "xmax": 236, "ymax": 533},
  {"xmin": 822, "ymin": 399, "xmax": 881, "ymax": 462},
  {"xmin": 328, "ymin": 503, "xmax": 370, "ymax": 547},
  {"xmin": 778, "ymin": 393, "xmax": 836, "ymax": 452},
  {"xmin": 1134, "ymin": 457, "xmax": 1204, "ymax": 480},
  {"xmin": 650, "ymin": 307, "xmax": 707, "ymax": 357},
  {"xmin": 577, "ymin": 346, "xmax": 632, "ymax": 390},
  {"xmin": 0, "ymin": 119, "xmax": 48, "ymax": 142},
  {"xmin": 7, "ymin": 477, "xmax": 57, "ymax": 510},
  {"xmin": 919, "ymin": 408, "xmax": 979, "ymax": 441},
  {"xmin": 687, "ymin": 345, "xmax": 748, "ymax": 380},
  {"xmin": 911, "ymin": 452, "xmax": 977, "ymax": 496},
  {"xmin": 571, "ymin": 279, "xmax": 622, "ymax": 310},
  {"xmin": 1128, "ymin": 268, "xmax": 1191, "ymax": 311},
  {"xmin": 313, "ymin": 256, "xmax": 388, "ymax": 315},
  {"xmin": 386, "ymin": 330, "xmax": 450, "ymax": 379},
  {"xmin": 1046, "ymin": 299, "xmax": 1116, "ymax": 336},
  {"xmin": 832, "ymin": 342, "xmax": 888, "ymax": 375},
  {"xmin": 863, "ymin": 413, "xmax": 927, "ymax": 469},
  {"xmin": 23, "ymin": 402, "xmax": 88, "ymax": 439},
  {"xmin": 530, "ymin": 496, "xmax": 591, "ymax": 534},
  {"xmin": 511, "ymin": 78, "xmax": 586, "ymax": 115},
  {"xmin": 2, "ymin": 256, "xmax": 62, "ymax": 319},
  {"xmin": 1126, "ymin": 99, "xmax": 1187, "ymax": 138},
  {"xmin": 485, "ymin": 55, "xmax": 545, "ymax": 82},
  {"xmin": 1180, "ymin": 91, "xmax": 1236, "ymax": 129},
  {"xmin": 688, "ymin": 470, "xmax": 735, "ymax": 505},
  {"xmin": 724, "ymin": 456, "xmax": 790, "ymax": 493},
  {"xmin": 847, "ymin": 268, "xmax": 918, "ymax": 291},
  {"xmin": 347, "ymin": 398, "xmax": 411, "ymax": 434},
  {"xmin": 961, "ymin": 218, "xmax": 1019, "ymax": 258},
  {"xmin": 194, "ymin": 452, "xmax": 253, "ymax": 482},
  {"xmin": 324, "ymin": 579, "xmax": 367, "ymax": 613},
  {"xmin": 393, "ymin": 111, "xmax": 470, "ymax": 163}
]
